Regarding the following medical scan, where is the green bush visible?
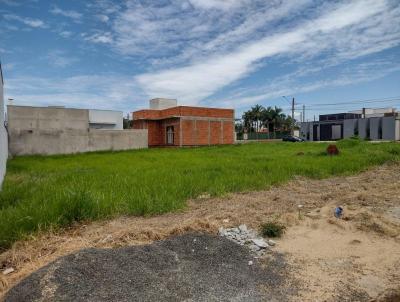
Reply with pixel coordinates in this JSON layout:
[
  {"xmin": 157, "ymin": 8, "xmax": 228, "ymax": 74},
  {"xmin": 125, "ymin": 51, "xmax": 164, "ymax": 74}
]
[{"xmin": 260, "ymin": 222, "xmax": 286, "ymax": 238}]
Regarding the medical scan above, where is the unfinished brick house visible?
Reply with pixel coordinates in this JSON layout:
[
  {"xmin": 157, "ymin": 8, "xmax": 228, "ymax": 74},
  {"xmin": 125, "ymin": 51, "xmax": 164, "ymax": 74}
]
[{"xmin": 132, "ymin": 98, "xmax": 235, "ymax": 147}]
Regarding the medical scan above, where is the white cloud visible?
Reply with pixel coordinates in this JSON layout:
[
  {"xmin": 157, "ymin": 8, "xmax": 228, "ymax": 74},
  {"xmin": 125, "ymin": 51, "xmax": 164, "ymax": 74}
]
[
  {"xmin": 3, "ymin": 14, "xmax": 46, "ymax": 28},
  {"xmin": 4, "ymin": 74, "xmax": 146, "ymax": 113},
  {"xmin": 96, "ymin": 14, "xmax": 109, "ymax": 23},
  {"xmin": 59, "ymin": 31, "xmax": 73, "ymax": 38},
  {"xmin": 135, "ymin": 0, "xmax": 400, "ymax": 104},
  {"xmin": 50, "ymin": 5, "xmax": 82, "ymax": 22},
  {"xmin": 188, "ymin": 0, "xmax": 250, "ymax": 10},
  {"xmin": 0, "ymin": 0, "xmax": 21, "ymax": 6},
  {"xmin": 214, "ymin": 59, "xmax": 400, "ymax": 111},
  {"xmin": 87, "ymin": 0, "xmax": 121, "ymax": 15},
  {"xmin": 46, "ymin": 50, "xmax": 78, "ymax": 68},
  {"xmin": 84, "ymin": 32, "xmax": 113, "ymax": 44}
]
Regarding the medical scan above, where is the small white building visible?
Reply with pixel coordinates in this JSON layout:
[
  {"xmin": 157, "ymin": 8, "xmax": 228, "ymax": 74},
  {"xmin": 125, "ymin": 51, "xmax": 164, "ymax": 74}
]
[
  {"xmin": 89, "ymin": 109, "xmax": 123, "ymax": 130},
  {"xmin": 149, "ymin": 98, "xmax": 177, "ymax": 110}
]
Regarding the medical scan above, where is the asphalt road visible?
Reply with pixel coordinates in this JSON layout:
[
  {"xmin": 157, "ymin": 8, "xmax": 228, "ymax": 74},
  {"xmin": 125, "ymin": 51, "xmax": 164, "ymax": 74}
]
[{"xmin": 4, "ymin": 233, "xmax": 293, "ymax": 302}]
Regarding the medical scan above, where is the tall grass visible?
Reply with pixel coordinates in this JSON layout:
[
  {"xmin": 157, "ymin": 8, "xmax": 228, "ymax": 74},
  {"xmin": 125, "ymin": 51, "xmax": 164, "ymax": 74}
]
[{"xmin": 0, "ymin": 140, "xmax": 399, "ymax": 250}]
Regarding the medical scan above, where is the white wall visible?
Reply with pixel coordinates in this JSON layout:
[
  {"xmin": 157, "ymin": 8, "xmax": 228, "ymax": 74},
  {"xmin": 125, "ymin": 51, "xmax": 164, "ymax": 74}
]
[
  {"xmin": 89, "ymin": 109, "xmax": 123, "ymax": 130},
  {"xmin": 0, "ymin": 65, "xmax": 8, "ymax": 188},
  {"xmin": 149, "ymin": 98, "xmax": 177, "ymax": 110}
]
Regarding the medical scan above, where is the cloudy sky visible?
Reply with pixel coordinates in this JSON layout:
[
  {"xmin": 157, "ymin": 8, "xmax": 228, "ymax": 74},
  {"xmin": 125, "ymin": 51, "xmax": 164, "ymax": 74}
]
[{"xmin": 1, "ymin": 0, "xmax": 400, "ymax": 119}]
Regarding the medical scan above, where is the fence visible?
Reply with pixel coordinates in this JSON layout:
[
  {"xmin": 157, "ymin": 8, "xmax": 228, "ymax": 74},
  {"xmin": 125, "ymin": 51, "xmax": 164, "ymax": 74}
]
[
  {"xmin": 236, "ymin": 131, "xmax": 290, "ymax": 141},
  {"xmin": 7, "ymin": 105, "xmax": 148, "ymax": 156}
]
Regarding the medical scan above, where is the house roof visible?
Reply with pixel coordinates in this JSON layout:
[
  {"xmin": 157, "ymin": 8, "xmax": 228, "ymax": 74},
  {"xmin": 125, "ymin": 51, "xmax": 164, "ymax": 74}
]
[{"xmin": 132, "ymin": 105, "xmax": 234, "ymax": 121}]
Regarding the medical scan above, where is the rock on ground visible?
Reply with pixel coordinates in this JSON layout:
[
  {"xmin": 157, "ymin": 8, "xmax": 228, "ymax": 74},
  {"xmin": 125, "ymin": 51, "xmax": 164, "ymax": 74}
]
[{"xmin": 4, "ymin": 233, "xmax": 292, "ymax": 302}]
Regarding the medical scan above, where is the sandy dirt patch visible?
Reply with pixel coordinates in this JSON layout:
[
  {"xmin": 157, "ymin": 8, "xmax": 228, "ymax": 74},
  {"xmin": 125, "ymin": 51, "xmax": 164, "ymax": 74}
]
[{"xmin": 1, "ymin": 163, "xmax": 400, "ymax": 301}]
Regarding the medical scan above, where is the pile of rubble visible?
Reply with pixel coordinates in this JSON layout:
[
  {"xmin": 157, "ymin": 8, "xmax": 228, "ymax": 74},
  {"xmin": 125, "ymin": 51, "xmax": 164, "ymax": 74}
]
[{"xmin": 218, "ymin": 224, "xmax": 275, "ymax": 256}]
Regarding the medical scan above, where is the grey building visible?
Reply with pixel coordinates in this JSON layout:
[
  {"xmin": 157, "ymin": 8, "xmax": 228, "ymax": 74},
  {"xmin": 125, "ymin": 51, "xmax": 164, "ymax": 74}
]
[{"xmin": 301, "ymin": 109, "xmax": 400, "ymax": 141}]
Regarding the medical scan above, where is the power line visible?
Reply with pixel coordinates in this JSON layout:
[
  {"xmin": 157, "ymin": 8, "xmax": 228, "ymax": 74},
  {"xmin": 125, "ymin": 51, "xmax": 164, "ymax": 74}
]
[
  {"xmin": 304, "ymin": 96, "xmax": 400, "ymax": 107},
  {"xmin": 282, "ymin": 99, "xmax": 400, "ymax": 110}
]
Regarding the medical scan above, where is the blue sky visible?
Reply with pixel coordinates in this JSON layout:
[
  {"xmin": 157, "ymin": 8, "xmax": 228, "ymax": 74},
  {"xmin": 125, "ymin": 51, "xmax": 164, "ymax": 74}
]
[{"xmin": 1, "ymin": 0, "xmax": 400, "ymax": 120}]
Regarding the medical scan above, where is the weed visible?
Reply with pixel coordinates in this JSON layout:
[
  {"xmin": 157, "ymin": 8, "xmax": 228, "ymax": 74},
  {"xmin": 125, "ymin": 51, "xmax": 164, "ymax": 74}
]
[{"xmin": 260, "ymin": 222, "xmax": 286, "ymax": 238}]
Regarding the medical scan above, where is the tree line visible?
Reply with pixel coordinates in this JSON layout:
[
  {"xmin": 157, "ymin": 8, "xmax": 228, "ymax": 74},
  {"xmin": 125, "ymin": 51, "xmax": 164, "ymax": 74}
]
[{"xmin": 236, "ymin": 105, "xmax": 294, "ymax": 134}]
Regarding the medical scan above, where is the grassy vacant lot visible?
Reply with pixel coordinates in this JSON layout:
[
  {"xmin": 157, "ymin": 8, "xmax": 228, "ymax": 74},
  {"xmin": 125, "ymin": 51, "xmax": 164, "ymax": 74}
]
[{"xmin": 0, "ymin": 139, "xmax": 399, "ymax": 250}]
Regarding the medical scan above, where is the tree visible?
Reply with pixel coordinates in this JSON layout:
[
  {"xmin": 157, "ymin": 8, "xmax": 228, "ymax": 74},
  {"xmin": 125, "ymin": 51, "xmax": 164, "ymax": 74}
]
[
  {"xmin": 240, "ymin": 104, "xmax": 292, "ymax": 137},
  {"xmin": 242, "ymin": 110, "xmax": 254, "ymax": 131},
  {"xmin": 270, "ymin": 106, "xmax": 285, "ymax": 134},
  {"xmin": 250, "ymin": 104, "xmax": 264, "ymax": 132},
  {"xmin": 123, "ymin": 113, "xmax": 132, "ymax": 129}
]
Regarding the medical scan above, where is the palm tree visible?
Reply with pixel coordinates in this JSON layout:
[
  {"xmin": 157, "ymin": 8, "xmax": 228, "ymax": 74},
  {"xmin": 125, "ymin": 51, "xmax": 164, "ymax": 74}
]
[
  {"xmin": 250, "ymin": 104, "xmax": 264, "ymax": 132},
  {"xmin": 271, "ymin": 106, "xmax": 286, "ymax": 136},
  {"xmin": 261, "ymin": 106, "xmax": 273, "ymax": 137},
  {"xmin": 242, "ymin": 110, "xmax": 253, "ymax": 131}
]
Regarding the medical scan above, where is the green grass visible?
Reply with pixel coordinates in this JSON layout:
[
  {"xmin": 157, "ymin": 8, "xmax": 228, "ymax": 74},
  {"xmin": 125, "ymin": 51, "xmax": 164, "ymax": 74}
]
[{"xmin": 0, "ymin": 139, "xmax": 399, "ymax": 250}]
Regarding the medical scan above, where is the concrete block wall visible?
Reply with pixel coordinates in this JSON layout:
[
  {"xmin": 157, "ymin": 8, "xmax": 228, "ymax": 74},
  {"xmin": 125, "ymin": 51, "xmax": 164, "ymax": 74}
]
[
  {"xmin": 358, "ymin": 119, "xmax": 369, "ymax": 139},
  {"xmin": 8, "ymin": 105, "xmax": 148, "ymax": 156},
  {"xmin": 382, "ymin": 117, "xmax": 399, "ymax": 140},
  {"xmin": 0, "ymin": 67, "xmax": 7, "ymax": 188},
  {"xmin": 369, "ymin": 117, "xmax": 381, "ymax": 140},
  {"xmin": 9, "ymin": 128, "xmax": 148, "ymax": 156},
  {"xmin": 343, "ymin": 119, "xmax": 358, "ymax": 138},
  {"xmin": 397, "ymin": 120, "xmax": 400, "ymax": 141}
]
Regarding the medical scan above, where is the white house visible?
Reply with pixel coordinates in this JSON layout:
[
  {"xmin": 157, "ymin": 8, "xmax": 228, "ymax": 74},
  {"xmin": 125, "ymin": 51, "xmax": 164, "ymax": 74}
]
[{"xmin": 88, "ymin": 109, "xmax": 123, "ymax": 130}]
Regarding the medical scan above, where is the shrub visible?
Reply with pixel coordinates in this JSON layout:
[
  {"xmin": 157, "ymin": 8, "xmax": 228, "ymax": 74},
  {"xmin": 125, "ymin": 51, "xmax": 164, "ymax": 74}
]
[
  {"xmin": 337, "ymin": 137, "xmax": 362, "ymax": 148},
  {"xmin": 260, "ymin": 222, "xmax": 286, "ymax": 238}
]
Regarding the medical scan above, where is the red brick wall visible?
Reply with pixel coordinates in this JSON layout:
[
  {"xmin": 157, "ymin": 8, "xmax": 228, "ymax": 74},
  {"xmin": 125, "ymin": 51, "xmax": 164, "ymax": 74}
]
[
  {"xmin": 209, "ymin": 121, "xmax": 220, "ymax": 145},
  {"xmin": 179, "ymin": 119, "xmax": 234, "ymax": 146},
  {"xmin": 132, "ymin": 110, "xmax": 161, "ymax": 120},
  {"xmin": 182, "ymin": 120, "xmax": 194, "ymax": 145},
  {"xmin": 223, "ymin": 121, "xmax": 234, "ymax": 144},
  {"xmin": 134, "ymin": 118, "xmax": 234, "ymax": 146},
  {"xmin": 178, "ymin": 107, "xmax": 233, "ymax": 119},
  {"xmin": 133, "ymin": 106, "xmax": 234, "ymax": 121},
  {"xmin": 195, "ymin": 120, "xmax": 209, "ymax": 145}
]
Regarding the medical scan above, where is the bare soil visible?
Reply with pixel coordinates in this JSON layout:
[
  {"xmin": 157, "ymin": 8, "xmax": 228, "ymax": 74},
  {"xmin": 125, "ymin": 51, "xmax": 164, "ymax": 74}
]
[{"xmin": 1, "ymin": 163, "xmax": 400, "ymax": 301}]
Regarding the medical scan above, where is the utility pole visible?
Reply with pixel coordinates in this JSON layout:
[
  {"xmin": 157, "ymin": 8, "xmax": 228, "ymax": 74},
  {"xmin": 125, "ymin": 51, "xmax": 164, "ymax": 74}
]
[
  {"xmin": 302, "ymin": 105, "xmax": 305, "ymax": 123},
  {"xmin": 291, "ymin": 97, "xmax": 295, "ymax": 135}
]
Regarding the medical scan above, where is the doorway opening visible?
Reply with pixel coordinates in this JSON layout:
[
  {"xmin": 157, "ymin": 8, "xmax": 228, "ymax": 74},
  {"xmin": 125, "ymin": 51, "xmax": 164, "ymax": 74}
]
[{"xmin": 166, "ymin": 126, "xmax": 174, "ymax": 145}]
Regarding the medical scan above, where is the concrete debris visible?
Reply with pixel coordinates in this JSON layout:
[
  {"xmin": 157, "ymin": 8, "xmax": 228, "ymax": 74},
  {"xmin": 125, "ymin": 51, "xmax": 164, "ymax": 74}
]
[
  {"xmin": 218, "ymin": 225, "xmax": 272, "ymax": 256},
  {"xmin": 252, "ymin": 239, "xmax": 268, "ymax": 249},
  {"xmin": 268, "ymin": 239, "xmax": 276, "ymax": 246},
  {"xmin": 2, "ymin": 268, "xmax": 15, "ymax": 275},
  {"xmin": 238, "ymin": 224, "xmax": 248, "ymax": 233}
]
